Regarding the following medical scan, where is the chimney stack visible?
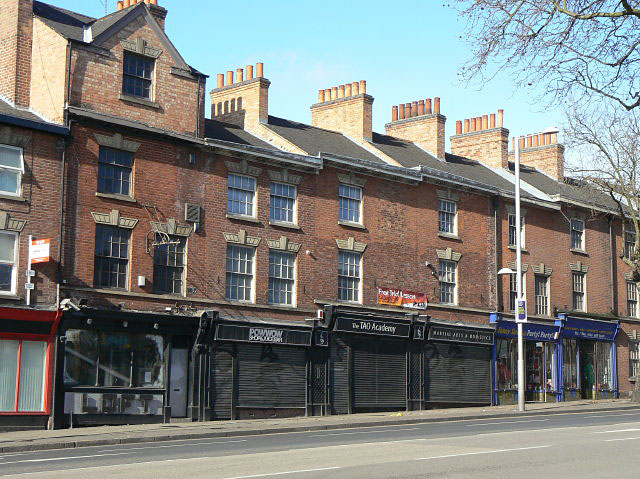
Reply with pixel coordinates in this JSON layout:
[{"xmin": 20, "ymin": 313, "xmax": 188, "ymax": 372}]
[
  {"xmin": 0, "ymin": 0, "xmax": 33, "ymax": 108},
  {"xmin": 450, "ymin": 109, "xmax": 509, "ymax": 169},
  {"xmin": 210, "ymin": 62, "xmax": 270, "ymax": 130},
  {"xmin": 384, "ymin": 96, "xmax": 446, "ymax": 159},
  {"xmin": 310, "ymin": 79, "xmax": 374, "ymax": 141},
  {"xmin": 147, "ymin": 1, "xmax": 167, "ymax": 30},
  {"xmin": 509, "ymin": 129, "xmax": 565, "ymax": 180}
]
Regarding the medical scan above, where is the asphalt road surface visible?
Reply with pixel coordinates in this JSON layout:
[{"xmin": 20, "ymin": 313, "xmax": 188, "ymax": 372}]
[{"xmin": 2, "ymin": 408, "xmax": 640, "ymax": 478}]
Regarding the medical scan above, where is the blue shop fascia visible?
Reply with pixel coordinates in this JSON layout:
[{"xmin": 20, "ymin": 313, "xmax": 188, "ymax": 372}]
[{"xmin": 490, "ymin": 312, "xmax": 620, "ymax": 405}]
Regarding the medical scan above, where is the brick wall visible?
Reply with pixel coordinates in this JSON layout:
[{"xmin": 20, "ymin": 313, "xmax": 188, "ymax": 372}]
[
  {"xmin": 385, "ymin": 114, "xmax": 446, "ymax": 159},
  {"xmin": 311, "ymin": 95, "xmax": 373, "ymax": 141},
  {"xmin": 0, "ymin": 0, "xmax": 32, "ymax": 107},
  {"xmin": 0, "ymin": 125, "xmax": 63, "ymax": 307},
  {"xmin": 451, "ymin": 129, "xmax": 509, "ymax": 169}
]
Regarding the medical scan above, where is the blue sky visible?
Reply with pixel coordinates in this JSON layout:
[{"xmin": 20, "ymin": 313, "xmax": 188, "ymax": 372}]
[{"xmin": 51, "ymin": 0, "xmax": 564, "ymax": 149}]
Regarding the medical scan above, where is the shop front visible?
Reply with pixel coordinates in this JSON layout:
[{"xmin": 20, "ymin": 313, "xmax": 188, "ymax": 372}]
[
  {"xmin": 326, "ymin": 308, "xmax": 424, "ymax": 414},
  {"xmin": 558, "ymin": 315, "xmax": 618, "ymax": 401},
  {"xmin": 210, "ymin": 320, "xmax": 317, "ymax": 420},
  {"xmin": 491, "ymin": 315, "xmax": 561, "ymax": 405},
  {"xmin": 424, "ymin": 321, "xmax": 494, "ymax": 406},
  {"xmin": 55, "ymin": 308, "xmax": 201, "ymax": 428},
  {"xmin": 0, "ymin": 307, "xmax": 61, "ymax": 431}
]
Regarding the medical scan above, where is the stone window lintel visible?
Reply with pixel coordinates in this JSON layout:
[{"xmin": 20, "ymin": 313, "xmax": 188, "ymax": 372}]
[
  {"xmin": 436, "ymin": 247, "xmax": 462, "ymax": 262},
  {"xmin": 267, "ymin": 235, "xmax": 301, "ymax": 253},
  {"xmin": 336, "ymin": 237, "xmax": 367, "ymax": 253},
  {"xmin": 91, "ymin": 209, "xmax": 138, "ymax": 229},
  {"xmin": 120, "ymin": 38, "xmax": 162, "ymax": 58},
  {"xmin": 223, "ymin": 229, "xmax": 261, "ymax": 247},
  {"xmin": 0, "ymin": 212, "xmax": 26, "ymax": 232},
  {"xmin": 94, "ymin": 133, "xmax": 140, "ymax": 153},
  {"xmin": 268, "ymin": 168, "xmax": 301, "ymax": 186},
  {"xmin": 226, "ymin": 159, "xmax": 262, "ymax": 177},
  {"xmin": 337, "ymin": 172, "xmax": 366, "ymax": 187}
]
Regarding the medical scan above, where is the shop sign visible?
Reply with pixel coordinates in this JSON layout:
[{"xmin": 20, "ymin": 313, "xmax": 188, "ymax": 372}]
[
  {"xmin": 428, "ymin": 325, "xmax": 494, "ymax": 345},
  {"xmin": 377, "ymin": 287, "xmax": 427, "ymax": 310},
  {"xmin": 216, "ymin": 324, "xmax": 312, "ymax": 346},
  {"xmin": 334, "ymin": 316, "xmax": 411, "ymax": 338},
  {"xmin": 561, "ymin": 318, "xmax": 617, "ymax": 341},
  {"xmin": 495, "ymin": 321, "xmax": 557, "ymax": 341},
  {"xmin": 29, "ymin": 238, "xmax": 50, "ymax": 264}
]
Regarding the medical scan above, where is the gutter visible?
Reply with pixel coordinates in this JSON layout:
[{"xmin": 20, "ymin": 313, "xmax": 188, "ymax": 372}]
[{"xmin": 0, "ymin": 113, "xmax": 69, "ymax": 136}]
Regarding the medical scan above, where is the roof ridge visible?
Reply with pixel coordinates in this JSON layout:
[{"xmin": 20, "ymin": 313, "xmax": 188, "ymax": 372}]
[{"xmin": 33, "ymin": 0, "xmax": 95, "ymax": 23}]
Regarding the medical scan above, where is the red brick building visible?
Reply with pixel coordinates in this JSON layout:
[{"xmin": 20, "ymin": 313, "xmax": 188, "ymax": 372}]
[{"xmin": 1, "ymin": 0, "xmax": 637, "ymax": 429}]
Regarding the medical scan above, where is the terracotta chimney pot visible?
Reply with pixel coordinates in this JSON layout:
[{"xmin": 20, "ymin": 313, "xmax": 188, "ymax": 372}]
[
  {"xmin": 471, "ymin": 117, "xmax": 477, "ymax": 132},
  {"xmin": 482, "ymin": 115, "xmax": 488, "ymax": 130},
  {"xmin": 418, "ymin": 100, "xmax": 425, "ymax": 116},
  {"xmin": 216, "ymin": 73, "xmax": 224, "ymax": 88},
  {"xmin": 399, "ymin": 104, "xmax": 405, "ymax": 120},
  {"xmin": 425, "ymin": 98, "xmax": 432, "ymax": 114},
  {"xmin": 226, "ymin": 71, "xmax": 234, "ymax": 85},
  {"xmin": 338, "ymin": 85, "xmax": 345, "ymax": 99},
  {"xmin": 411, "ymin": 101, "xmax": 418, "ymax": 117},
  {"xmin": 318, "ymin": 90, "xmax": 325, "ymax": 103},
  {"xmin": 256, "ymin": 62, "xmax": 264, "ymax": 78},
  {"xmin": 533, "ymin": 134, "xmax": 539, "ymax": 147},
  {"xmin": 519, "ymin": 136, "xmax": 526, "ymax": 150},
  {"xmin": 497, "ymin": 109, "xmax": 504, "ymax": 128},
  {"xmin": 331, "ymin": 86, "xmax": 338, "ymax": 99},
  {"xmin": 236, "ymin": 68, "xmax": 244, "ymax": 83},
  {"xmin": 352, "ymin": 82, "xmax": 359, "ymax": 95},
  {"xmin": 151, "ymin": 0, "xmax": 158, "ymax": 4},
  {"xmin": 434, "ymin": 97, "xmax": 440, "ymax": 114},
  {"xmin": 324, "ymin": 88, "xmax": 331, "ymax": 100},
  {"xmin": 359, "ymin": 80, "xmax": 366, "ymax": 94},
  {"xmin": 392, "ymin": 106, "xmax": 398, "ymax": 122},
  {"xmin": 124, "ymin": 0, "xmax": 131, "ymax": 6},
  {"xmin": 464, "ymin": 118, "xmax": 470, "ymax": 133},
  {"xmin": 346, "ymin": 83, "xmax": 352, "ymax": 97},
  {"xmin": 456, "ymin": 120, "xmax": 462, "ymax": 135},
  {"xmin": 490, "ymin": 113, "xmax": 496, "ymax": 129},
  {"xmin": 117, "ymin": 1, "xmax": 124, "ymax": 10},
  {"xmin": 246, "ymin": 65, "xmax": 254, "ymax": 80},
  {"xmin": 527, "ymin": 135, "xmax": 533, "ymax": 148},
  {"xmin": 551, "ymin": 132, "xmax": 558, "ymax": 144},
  {"xmin": 405, "ymin": 103, "xmax": 412, "ymax": 118}
]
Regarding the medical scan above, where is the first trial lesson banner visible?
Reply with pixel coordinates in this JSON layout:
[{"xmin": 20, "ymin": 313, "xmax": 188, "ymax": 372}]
[{"xmin": 377, "ymin": 287, "xmax": 427, "ymax": 310}]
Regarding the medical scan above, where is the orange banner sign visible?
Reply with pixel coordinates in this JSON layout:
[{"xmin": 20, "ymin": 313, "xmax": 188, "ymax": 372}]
[
  {"xmin": 30, "ymin": 238, "xmax": 51, "ymax": 264},
  {"xmin": 377, "ymin": 287, "xmax": 427, "ymax": 310}
]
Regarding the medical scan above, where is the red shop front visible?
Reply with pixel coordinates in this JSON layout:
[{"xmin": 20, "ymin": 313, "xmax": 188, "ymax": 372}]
[{"xmin": 0, "ymin": 307, "xmax": 61, "ymax": 431}]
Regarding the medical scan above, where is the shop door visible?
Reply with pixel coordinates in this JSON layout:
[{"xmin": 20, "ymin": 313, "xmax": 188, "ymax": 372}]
[
  {"xmin": 580, "ymin": 341, "xmax": 596, "ymax": 399},
  {"xmin": 236, "ymin": 344, "xmax": 307, "ymax": 409},
  {"xmin": 425, "ymin": 343, "xmax": 491, "ymax": 404},
  {"xmin": 525, "ymin": 342, "xmax": 545, "ymax": 401},
  {"xmin": 351, "ymin": 338, "xmax": 406, "ymax": 411},
  {"xmin": 169, "ymin": 348, "xmax": 188, "ymax": 417},
  {"xmin": 211, "ymin": 347, "xmax": 233, "ymax": 419}
]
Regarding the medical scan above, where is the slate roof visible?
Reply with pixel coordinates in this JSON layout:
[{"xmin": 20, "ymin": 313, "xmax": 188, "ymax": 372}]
[
  {"xmin": 264, "ymin": 116, "xmax": 386, "ymax": 164},
  {"xmin": 33, "ymin": 1, "xmax": 94, "ymax": 42},
  {"xmin": 204, "ymin": 119, "xmax": 276, "ymax": 150},
  {"xmin": 0, "ymin": 98, "xmax": 69, "ymax": 135},
  {"xmin": 0, "ymin": 98, "xmax": 46, "ymax": 123}
]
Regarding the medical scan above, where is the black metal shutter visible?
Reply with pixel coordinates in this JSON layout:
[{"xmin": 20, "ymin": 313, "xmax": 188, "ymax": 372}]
[
  {"xmin": 211, "ymin": 346, "xmax": 233, "ymax": 419},
  {"xmin": 310, "ymin": 347, "xmax": 328, "ymax": 414},
  {"xmin": 424, "ymin": 342, "xmax": 491, "ymax": 404},
  {"xmin": 236, "ymin": 344, "xmax": 306, "ymax": 408},
  {"xmin": 330, "ymin": 335, "xmax": 350, "ymax": 415},
  {"xmin": 352, "ymin": 338, "xmax": 406, "ymax": 409},
  {"xmin": 408, "ymin": 341, "xmax": 424, "ymax": 409}
]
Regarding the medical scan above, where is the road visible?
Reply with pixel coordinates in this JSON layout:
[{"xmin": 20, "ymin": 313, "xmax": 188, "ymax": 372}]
[{"xmin": 1, "ymin": 408, "xmax": 640, "ymax": 478}]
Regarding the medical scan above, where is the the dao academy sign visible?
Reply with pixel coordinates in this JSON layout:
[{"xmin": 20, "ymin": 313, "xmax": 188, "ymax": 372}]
[
  {"xmin": 334, "ymin": 316, "xmax": 411, "ymax": 338},
  {"xmin": 215, "ymin": 324, "xmax": 312, "ymax": 346},
  {"xmin": 428, "ymin": 325, "xmax": 494, "ymax": 346},
  {"xmin": 377, "ymin": 287, "xmax": 427, "ymax": 310}
]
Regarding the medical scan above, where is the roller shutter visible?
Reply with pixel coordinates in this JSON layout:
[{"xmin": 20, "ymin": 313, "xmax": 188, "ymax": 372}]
[
  {"xmin": 424, "ymin": 342, "xmax": 491, "ymax": 404},
  {"xmin": 352, "ymin": 338, "xmax": 406, "ymax": 409},
  {"xmin": 211, "ymin": 347, "xmax": 233, "ymax": 419},
  {"xmin": 330, "ymin": 336, "xmax": 350, "ymax": 415},
  {"xmin": 236, "ymin": 344, "xmax": 306, "ymax": 408}
]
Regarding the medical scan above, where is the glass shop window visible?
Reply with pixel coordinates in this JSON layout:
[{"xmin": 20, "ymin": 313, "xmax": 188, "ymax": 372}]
[
  {"xmin": 496, "ymin": 338, "xmax": 517, "ymax": 390},
  {"xmin": 595, "ymin": 342, "xmax": 613, "ymax": 390},
  {"xmin": 0, "ymin": 339, "xmax": 47, "ymax": 412},
  {"xmin": 63, "ymin": 330, "xmax": 164, "ymax": 388},
  {"xmin": 563, "ymin": 338, "xmax": 578, "ymax": 390}
]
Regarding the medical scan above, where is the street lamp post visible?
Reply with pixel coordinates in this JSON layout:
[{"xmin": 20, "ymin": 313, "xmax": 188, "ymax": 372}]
[{"xmin": 515, "ymin": 137, "xmax": 525, "ymax": 413}]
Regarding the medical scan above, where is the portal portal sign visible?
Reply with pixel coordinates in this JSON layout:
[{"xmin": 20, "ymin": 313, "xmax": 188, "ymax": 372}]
[{"xmin": 334, "ymin": 316, "xmax": 411, "ymax": 338}]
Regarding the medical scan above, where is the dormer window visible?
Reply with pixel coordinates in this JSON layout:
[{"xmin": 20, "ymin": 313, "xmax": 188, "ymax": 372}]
[{"xmin": 123, "ymin": 52, "xmax": 153, "ymax": 99}]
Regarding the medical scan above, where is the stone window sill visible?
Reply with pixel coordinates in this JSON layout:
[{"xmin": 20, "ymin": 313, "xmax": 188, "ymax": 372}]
[
  {"xmin": 269, "ymin": 220, "xmax": 301, "ymax": 230},
  {"xmin": 570, "ymin": 248, "xmax": 589, "ymax": 256},
  {"xmin": 0, "ymin": 193, "xmax": 26, "ymax": 202},
  {"xmin": 338, "ymin": 220, "xmax": 366, "ymax": 230},
  {"xmin": 119, "ymin": 93, "xmax": 160, "ymax": 109},
  {"xmin": 0, "ymin": 293, "xmax": 22, "ymax": 301},
  {"xmin": 95, "ymin": 192, "xmax": 137, "ymax": 203},
  {"xmin": 226, "ymin": 213, "xmax": 261, "ymax": 224},
  {"xmin": 508, "ymin": 245, "xmax": 529, "ymax": 253},
  {"xmin": 437, "ymin": 232, "xmax": 461, "ymax": 241}
]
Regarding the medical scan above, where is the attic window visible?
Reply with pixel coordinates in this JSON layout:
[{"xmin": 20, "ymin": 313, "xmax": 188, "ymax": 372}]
[{"xmin": 122, "ymin": 52, "xmax": 153, "ymax": 99}]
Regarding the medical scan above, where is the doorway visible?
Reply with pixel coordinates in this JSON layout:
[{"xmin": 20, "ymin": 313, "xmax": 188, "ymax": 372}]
[{"xmin": 169, "ymin": 348, "xmax": 189, "ymax": 418}]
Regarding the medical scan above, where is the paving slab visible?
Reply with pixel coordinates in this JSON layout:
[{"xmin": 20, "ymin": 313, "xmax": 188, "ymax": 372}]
[{"xmin": 1, "ymin": 399, "xmax": 638, "ymax": 453}]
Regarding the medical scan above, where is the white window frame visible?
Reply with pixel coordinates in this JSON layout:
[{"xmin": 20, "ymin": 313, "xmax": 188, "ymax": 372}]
[
  {"xmin": 534, "ymin": 274, "xmax": 550, "ymax": 316},
  {"xmin": 338, "ymin": 250, "xmax": 362, "ymax": 303},
  {"xmin": 0, "ymin": 231, "xmax": 18, "ymax": 296},
  {"xmin": 338, "ymin": 183, "xmax": 363, "ymax": 225},
  {"xmin": 227, "ymin": 173, "xmax": 257, "ymax": 218},
  {"xmin": 225, "ymin": 244, "xmax": 256, "ymax": 303},
  {"xmin": 438, "ymin": 199, "xmax": 457, "ymax": 235},
  {"xmin": 627, "ymin": 281, "xmax": 639, "ymax": 318},
  {"xmin": 508, "ymin": 214, "xmax": 525, "ymax": 248},
  {"xmin": 439, "ymin": 259, "xmax": 457, "ymax": 305},
  {"xmin": 570, "ymin": 218, "xmax": 585, "ymax": 251},
  {"xmin": 624, "ymin": 225, "xmax": 637, "ymax": 260},
  {"xmin": 630, "ymin": 340, "xmax": 640, "ymax": 380},
  {"xmin": 572, "ymin": 272, "xmax": 587, "ymax": 312},
  {"xmin": 268, "ymin": 250, "xmax": 296, "ymax": 306},
  {"xmin": 0, "ymin": 144, "xmax": 24, "ymax": 197},
  {"xmin": 269, "ymin": 182, "xmax": 297, "ymax": 225}
]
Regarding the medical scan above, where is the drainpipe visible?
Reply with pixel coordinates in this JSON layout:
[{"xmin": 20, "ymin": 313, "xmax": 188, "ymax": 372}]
[
  {"xmin": 608, "ymin": 215, "xmax": 618, "ymax": 316},
  {"xmin": 195, "ymin": 75, "xmax": 202, "ymax": 137}
]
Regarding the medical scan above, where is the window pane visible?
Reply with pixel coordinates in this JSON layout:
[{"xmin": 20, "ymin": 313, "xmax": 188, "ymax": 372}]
[
  {"xmin": 0, "ymin": 232, "xmax": 16, "ymax": 262},
  {"xmin": 0, "ymin": 170, "xmax": 19, "ymax": 194},
  {"xmin": 0, "ymin": 340, "xmax": 19, "ymax": 412},
  {"xmin": 18, "ymin": 341, "xmax": 46, "ymax": 412},
  {"xmin": 64, "ymin": 330, "xmax": 98, "ymax": 386},
  {"xmin": 94, "ymin": 225, "xmax": 130, "ymax": 289},
  {"xmin": 98, "ymin": 148, "xmax": 133, "ymax": 196},
  {"xmin": 226, "ymin": 245, "xmax": 254, "ymax": 301},
  {"xmin": 0, "ymin": 145, "xmax": 22, "ymax": 169}
]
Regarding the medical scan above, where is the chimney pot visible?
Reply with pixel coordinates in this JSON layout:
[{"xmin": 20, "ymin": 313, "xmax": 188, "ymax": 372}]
[
  {"xmin": 399, "ymin": 103, "xmax": 405, "ymax": 120},
  {"xmin": 392, "ymin": 106, "xmax": 398, "ymax": 122},
  {"xmin": 490, "ymin": 113, "xmax": 496, "ymax": 129},
  {"xmin": 533, "ymin": 134, "xmax": 539, "ymax": 147},
  {"xmin": 151, "ymin": 0, "xmax": 157, "ymax": 4},
  {"xmin": 352, "ymin": 82, "xmax": 359, "ymax": 95},
  {"xmin": 551, "ymin": 132, "xmax": 558, "ymax": 144},
  {"xmin": 464, "ymin": 118, "xmax": 470, "ymax": 133},
  {"xmin": 359, "ymin": 80, "xmax": 366, "ymax": 94},
  {"xmin": 124, "ymin": 0, "xmax": 131, "ymax": 6},
  {"xmin": 324, "ymin": 88, "xmax": 331, "ymax": 100},
  {"xmin": 226, "ymin": 71, "xmax": 234, "ymax": 85},
  {"xmin": 338, "ymin": 85, "xmax": 345, "ymax": 99},
  {"xmin": 144, "ymin": 0, "xmax": 150, "ymax": 4},
  {"xmin": 456, "ymin": 120, "xmax": 462, "ymax": 135},
  {"xmin": 471, "ymin": 118, "xmax": 477, "ymax": 132},
  {"xmin": 216, "ymin": 73, "xmax": 224, "ymax": 88},
  {"xmin": 256, "ymin": 62, "xmax": 264, "ymax": 78},
  {"xmin": 546, "ymin": 132, "xmax": 552, "ymax": 145},
  {"xmin": 117, "ymin": 1, "xmax": 124, "ymax": 10},
  {"xmin": 527, "ymin": 135, "xmax": 533, "ymax": 148},
  {"xmin": 346, "ymin": 83, "xmax": 352, "ymax": 97},
  {"xmin": 411, "ymin": 101, "xmax": 418, "ymax": 117},
  {"xmin": 482, "ymin": 115, "xmax": 488, "ymax": 130},
  {"xmin": 318, "ymin": 90, "xmax": 325, "ymax": 103},
  {"xmin": 331, "ymin": 86, "xmax": 338, "ymax": 99},
  {"xmin": 405, "ymin": 103, "xmax": 412, "ymax": 118},
  {"xmin": 519, "ymin": 136, "xmax": 526, "ymax": 150},
  {"xmin": 418, "ymin": 99, "xmax": 425, "ymax": 116},
  {"xmin": 246, "ymin": 65, "xmax": 254, "ymax": 80},
  {"xmin": 236, "ymin": 68, "xmax": 244, "ymax": 83},
  {"xmin": 426, "ymin": 98, "xmax": 432, "ymax": 114},
  {"xmin": 497, "ymin": 109, "xmax": 504, "ymax": 128},
  {"xmin": 434, "ymin": 97, "xmax": 441, "ymax": 114}
]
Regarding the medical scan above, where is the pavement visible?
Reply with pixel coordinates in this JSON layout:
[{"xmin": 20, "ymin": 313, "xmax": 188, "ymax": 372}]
[{"xmin": 1, "ymin": 399, "xmax": 638, "ymax": 454}]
